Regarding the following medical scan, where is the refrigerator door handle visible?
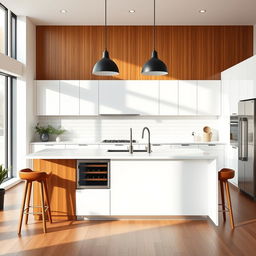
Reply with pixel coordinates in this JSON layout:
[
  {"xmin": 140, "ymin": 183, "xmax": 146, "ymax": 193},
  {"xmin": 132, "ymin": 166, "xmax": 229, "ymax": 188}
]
[
  {"xmin": 240, "ymin": 117, "xmax": 248, "ymax": 161},
  {"xmin": 238, "ymin": 118, "xmax": 242, "ymax": 160}
]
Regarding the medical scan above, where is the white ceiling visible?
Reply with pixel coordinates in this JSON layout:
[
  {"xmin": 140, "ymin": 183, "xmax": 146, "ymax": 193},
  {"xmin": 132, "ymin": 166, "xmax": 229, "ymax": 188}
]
[{"xmin": 1, "ymin": 0, "xmax": 256, "ymax": 25}]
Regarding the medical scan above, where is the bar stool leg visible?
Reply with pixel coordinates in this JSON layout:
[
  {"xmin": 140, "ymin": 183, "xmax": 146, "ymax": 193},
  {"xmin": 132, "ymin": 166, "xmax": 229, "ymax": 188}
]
[
  {"xmin": 40, "ymin": 181, "xmax": 47, "ymax": 233},
  {"xmin": 43, "ymin": 180, "xmax": 52, "ymax": 223},
  {"xmin": 25, "ymin": 181, "xmax": 32, "ymax": 225},
  {"xmin": 225, "ymin": 181, "xmax": 235, "ymax": 229},
  {"xmin": 18, "ymin": 181, "xmax": 29, "ymax": 235},
  {"xmin": 219, "ymin": 180, "xmax": 226, "ymax": 221}
]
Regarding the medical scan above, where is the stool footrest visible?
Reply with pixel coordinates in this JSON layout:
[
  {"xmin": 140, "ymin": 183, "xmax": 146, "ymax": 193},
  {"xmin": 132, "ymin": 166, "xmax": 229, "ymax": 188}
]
[{"xmin": 23, "ymin": 205, "xmax": 49, "ymax": 215}]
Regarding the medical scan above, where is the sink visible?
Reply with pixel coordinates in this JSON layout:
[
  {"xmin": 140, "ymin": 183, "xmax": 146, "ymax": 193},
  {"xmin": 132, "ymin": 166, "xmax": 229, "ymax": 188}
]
[{"xmin": 107, "ymin": 149, "xmax": 147, "ymax": 153}]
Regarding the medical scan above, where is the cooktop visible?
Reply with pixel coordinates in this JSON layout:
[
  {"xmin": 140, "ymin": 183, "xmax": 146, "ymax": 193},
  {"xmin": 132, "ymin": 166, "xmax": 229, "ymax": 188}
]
[{"xmin": 102, "ymin": 140, "xmax": 137, "ymax": 143}]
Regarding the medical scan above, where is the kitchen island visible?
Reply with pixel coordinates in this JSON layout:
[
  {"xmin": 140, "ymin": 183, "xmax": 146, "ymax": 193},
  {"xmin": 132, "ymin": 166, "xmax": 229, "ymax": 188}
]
[{"xmin": 26, "ymin": 148, "xmax": 219, "ymax": 225}]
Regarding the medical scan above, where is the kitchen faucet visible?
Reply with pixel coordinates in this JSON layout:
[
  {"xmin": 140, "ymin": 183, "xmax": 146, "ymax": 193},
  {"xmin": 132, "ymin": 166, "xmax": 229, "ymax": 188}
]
[
  {"xmin": 129, "ymin": 128, "xmax": 134, "ymax": 154},
  {"xmin": 142, "ymin": 127, "xmax": 152, "ymax": 153}
]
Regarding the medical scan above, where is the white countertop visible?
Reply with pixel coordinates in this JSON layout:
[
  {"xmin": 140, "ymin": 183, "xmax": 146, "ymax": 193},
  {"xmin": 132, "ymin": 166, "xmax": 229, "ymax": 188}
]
[
  {"xmin": 26, "ymin": 148, "xmax": 218, "ymax": 160},
  {"xmin": 30, "ymin": 141, "xmax": 226, "ymax": 145}
]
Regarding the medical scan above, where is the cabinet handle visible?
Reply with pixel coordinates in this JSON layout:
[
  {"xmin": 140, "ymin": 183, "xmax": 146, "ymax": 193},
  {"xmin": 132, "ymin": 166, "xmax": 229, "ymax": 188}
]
[
  {"xmin": 78, "ymin": 144, "xmax": 88, "ymax": 146},
  {"xmin": 208, "ymin": 144, "xmax": 216, "ymax": 146},
  {"xmin": 181, "ymin": 144, "xmax": 190, "ymax": 146}
]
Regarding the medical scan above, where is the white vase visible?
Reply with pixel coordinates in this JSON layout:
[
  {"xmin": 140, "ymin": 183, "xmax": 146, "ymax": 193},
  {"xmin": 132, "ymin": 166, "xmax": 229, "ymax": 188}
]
[{"xmin": 56, "ymin": 136, "xmax": 61, "ymax": 143}]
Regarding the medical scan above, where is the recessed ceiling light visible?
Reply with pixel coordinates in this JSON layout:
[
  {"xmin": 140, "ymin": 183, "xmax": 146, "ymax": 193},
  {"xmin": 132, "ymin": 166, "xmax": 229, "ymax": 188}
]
[
  {"xmin": 60, "ymin": 9, "xmax": 68, "ymax": 14},
  {"xmin": 129, "ymin": 10, "xmax": 135, "ymax": 13},
  {"xmin": 199, "ymin": 9, "xmax": 206, "ymax": 14}
]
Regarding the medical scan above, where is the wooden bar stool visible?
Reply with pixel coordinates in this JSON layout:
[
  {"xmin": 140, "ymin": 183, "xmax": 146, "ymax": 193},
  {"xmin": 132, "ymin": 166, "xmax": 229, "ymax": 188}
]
[
  {"xmin": 18, "ymin": 168, "xmax": 52, "ymax": 235},
  {"xmin": 219, "ymin": 168, "xmax": 235, "ymax": 229}
]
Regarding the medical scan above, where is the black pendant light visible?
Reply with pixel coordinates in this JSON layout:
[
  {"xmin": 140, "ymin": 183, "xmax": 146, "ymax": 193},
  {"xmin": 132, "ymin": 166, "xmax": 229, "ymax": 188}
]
[
  {"xmin": 92, "ymin": 0, "xmax": 119, "ymax": 76},
  {"xmin": 141, "ymin": 0, "xmax": 168, "ymax": 76}
]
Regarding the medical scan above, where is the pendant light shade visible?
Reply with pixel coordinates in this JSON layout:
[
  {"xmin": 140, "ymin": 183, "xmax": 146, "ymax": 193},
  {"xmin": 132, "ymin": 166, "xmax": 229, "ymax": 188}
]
[
  {"xmin": 141, "ymin": 50, "xmax": 168, "ymax": 76},
  {"xmin": 141, "ymin": 0, "xmax": 168, "ymax": 76},
  {"xmin": 92, "ymin": 50, "xmax": 119, "ymax": 76},
  {"xmin": 92, "ymin": 0, "xmax": 119, "ymax": 76}
]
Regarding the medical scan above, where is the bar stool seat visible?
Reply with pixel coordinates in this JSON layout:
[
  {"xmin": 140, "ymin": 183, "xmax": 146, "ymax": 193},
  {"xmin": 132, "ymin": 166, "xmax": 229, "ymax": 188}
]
[
  {"xmin": 219, "ymin": 168, "xmax": 235, "ymax": 229},
  {"xmin": 18, "ymin": 168, "xmax": 52, "ymax": 235}
]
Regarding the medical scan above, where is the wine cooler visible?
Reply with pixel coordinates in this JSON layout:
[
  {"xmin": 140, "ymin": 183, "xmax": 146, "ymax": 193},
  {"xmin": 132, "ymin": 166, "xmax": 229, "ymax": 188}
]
[{"xmin": 77, "ymin": 160, "xmax": 110, "ymax": 188}]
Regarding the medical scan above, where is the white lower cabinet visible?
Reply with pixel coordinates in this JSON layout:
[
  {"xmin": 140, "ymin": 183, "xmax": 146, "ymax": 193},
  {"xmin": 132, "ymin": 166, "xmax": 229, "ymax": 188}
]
[
  {"xmin": 226, "ymin": 145, "xmax": 238, "ymax": 186},
  {"xmin": 76, "ymin": 189, "xmax": 110, "ymax": 216},
  {"xmin": 110, "ymin": 160, "xmax": 208, "ymax": 216},
  {"xmin": 65, "ymin": 144, "xmax": 99, "ymax": 149},
  {"xmin": 31, "ymin": 144, "xmax": 66, "ymax": 153}
]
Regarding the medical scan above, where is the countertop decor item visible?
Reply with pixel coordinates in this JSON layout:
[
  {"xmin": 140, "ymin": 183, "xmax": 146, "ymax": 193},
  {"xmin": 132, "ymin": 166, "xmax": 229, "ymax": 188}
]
[
  {"xmin": 0, "ymin": 165, "xmax": 8, "ymax": 211},
  {"xmin": 52, "ymin": 127, "xmax": 66, "ymax": 143},
  {"xmin": 141, "ymin": 0, "xmax": 168, "ymax": 76},
  {"xmin": 203, "ymin": 126, "xmax": 213, "ymax": 142},
  {"xmin": 92, "ymin": 0, "xmax": 119, "ymax": 76},
  {"xmin": 35, "ymin": 123, "xmax": 55, "ymax": 142}
]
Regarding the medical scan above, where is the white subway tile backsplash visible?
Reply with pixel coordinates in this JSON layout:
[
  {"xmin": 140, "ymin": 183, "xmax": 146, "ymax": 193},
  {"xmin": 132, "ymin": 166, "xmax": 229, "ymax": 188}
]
[{"xmin": 37, "ymin": 116, "xmax": 222, "ymax": 143}]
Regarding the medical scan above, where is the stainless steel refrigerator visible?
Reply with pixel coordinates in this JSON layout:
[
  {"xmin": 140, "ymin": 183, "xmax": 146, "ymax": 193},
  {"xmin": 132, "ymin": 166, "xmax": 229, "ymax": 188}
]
[{"xmin": 238, "ymin": 99, "xmax": 256, "ymax": 199}]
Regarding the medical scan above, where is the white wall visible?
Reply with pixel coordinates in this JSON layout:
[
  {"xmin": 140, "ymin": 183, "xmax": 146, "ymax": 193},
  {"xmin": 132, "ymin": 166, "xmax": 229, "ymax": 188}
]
[
  {"xmin": 13, "ymin": 17, "xmax": 36, "ymax": 175},
  {"xmin": 0, "ymin": 53, "xmax": 23, "ymax": 77},
  {"xmin": 37, "ymin": 116, "xmax": 224, "ymax": 143}
]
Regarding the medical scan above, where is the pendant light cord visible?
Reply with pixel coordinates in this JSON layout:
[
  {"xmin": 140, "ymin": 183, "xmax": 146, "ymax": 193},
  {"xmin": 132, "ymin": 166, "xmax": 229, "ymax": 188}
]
[
  {"xmin": 105, "ymin": 0, "xmax": 107, "ymax": 50},
  {"xmin": 153, "ymin": 0, "xmax": 156, "ymax": 50}
]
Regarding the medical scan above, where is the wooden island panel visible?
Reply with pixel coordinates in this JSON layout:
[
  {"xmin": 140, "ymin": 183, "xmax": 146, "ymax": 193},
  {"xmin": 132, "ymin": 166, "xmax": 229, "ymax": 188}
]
[{"xmin": 33, "ymin": 159, "xmax": 77, "ymax": 220}]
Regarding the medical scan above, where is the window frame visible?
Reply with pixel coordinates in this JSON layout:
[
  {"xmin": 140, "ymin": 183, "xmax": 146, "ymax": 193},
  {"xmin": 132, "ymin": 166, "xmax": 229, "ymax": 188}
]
[
  {"xmin": 0, "ymin": 3, "xmax": 8, "ymax": 55},
  {"xmin": 0, "ymin": 72, "xmax": 14, "ymax": 179},
  {"xmin": 10, "ymin": 11, "xmax": 17, "ymax": 59}
]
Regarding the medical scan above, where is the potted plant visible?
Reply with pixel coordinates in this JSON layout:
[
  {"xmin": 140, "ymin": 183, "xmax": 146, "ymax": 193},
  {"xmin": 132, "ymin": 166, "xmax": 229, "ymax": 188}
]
[
  {"xmin": 52, "ymin": 127, "xmax": 66, "ymax": 143},
  {"xmin": 0, "ymin": 165, "xmax": 8, "ymax": 211},
  {"xmin": 35, "ymin": 123, "xmax": 54, "ymax": 142}
]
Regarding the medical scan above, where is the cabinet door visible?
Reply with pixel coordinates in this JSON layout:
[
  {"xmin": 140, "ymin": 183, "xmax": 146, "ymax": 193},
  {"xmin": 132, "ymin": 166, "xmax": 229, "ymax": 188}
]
[
  {"xmin": 30, "ymin": 144, "xmax": 46, "ymax": 153},
  {"xmin": 80, "ymin": 80, "xmax": 98, "ymax": 115},
  {"xmin": 178, "ymin": 81, "xmax": 197, "ymax": 115},
  {"xmin": 31, "ymin": 144, "xmax": 66, "ymax": 153},
  {"xmin": 60, "ymin": 80, "xmax": 79, "ymax": 115},
  {"xmin": 159, "ymin": 81, "xmax": 178, "ymax": 115},
  {"xmin": 36, "ymin": 80, "xmax": 60, "ymax": 115},
  {"xmin": 228, "ymin": 65, "xmax": 240, "ymax": 115},
  {"xmin": 226, "ymin": 145, "xmax": 238, "ymax": 186},
  {"xmin": 197, "ymin": 81, "xmax": 221, "ymax": 116},
  {"xmin": 111, "ymin": 160, "xmax": 209, "ymax": 215},
  {"xmin": 76, "ymin": 189, "xmax": 110, "ymax": 216},
  {"xmin": 99, "ymin": 80, "xmax": 159, "ymax": 115},
  {"xmin": 111, "ymin": 161, "xmax": 175, "ymax": 215}
]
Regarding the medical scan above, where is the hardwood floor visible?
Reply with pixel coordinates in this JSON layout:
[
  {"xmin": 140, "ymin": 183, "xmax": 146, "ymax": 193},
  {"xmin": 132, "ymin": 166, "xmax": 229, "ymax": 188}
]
[{"xmin": 0, "ymin": 183, "xmax": 256, "ymax": 256}]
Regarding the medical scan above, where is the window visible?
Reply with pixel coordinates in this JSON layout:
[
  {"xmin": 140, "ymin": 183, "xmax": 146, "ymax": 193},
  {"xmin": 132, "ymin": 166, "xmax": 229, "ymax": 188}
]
[
  {"xmin": 10, "ymin": 12, "xmax": 16, "ymax": 58},
  {"xmin": 0, "ymin": 3, "xmax": 7, "ymax": 54},
  {"xmin": 0, "ymin": 73, "xmax": 13, "ymax": 179}
]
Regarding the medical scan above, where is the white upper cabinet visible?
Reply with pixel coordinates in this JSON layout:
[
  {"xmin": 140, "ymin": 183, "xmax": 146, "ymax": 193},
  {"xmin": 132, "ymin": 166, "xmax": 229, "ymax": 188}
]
[
  {"xmin": 60, "ymin": 80, "xmax": 80, "ymax": 115},
  {"xmin": 221, "ymin": 56, "xmax": 256, "ymax": 116},
  {"xmin": 79, "ymin": 80, "xmax": 99, "ymax": 115},
  {"xmin": 36, "ymin": 79, "xmax": 221, "ymax": 116},
  {"xmin": 36, "ymin": 80, "xmax": 60, "ymax": 115},
  {"xmin": 159, "ymin": 80, "xmax": 178, "ymax": 115},
  {"xmin": 197, "ymin": 81, "xmax": 221, "ymax": 116},
  {"xmin": 99, "ymin": 80, "xmax": 159, "ymax": 115},
  {"xmin": 178, "ymin": 80, "xmax": 197, "ymax": 115}
]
